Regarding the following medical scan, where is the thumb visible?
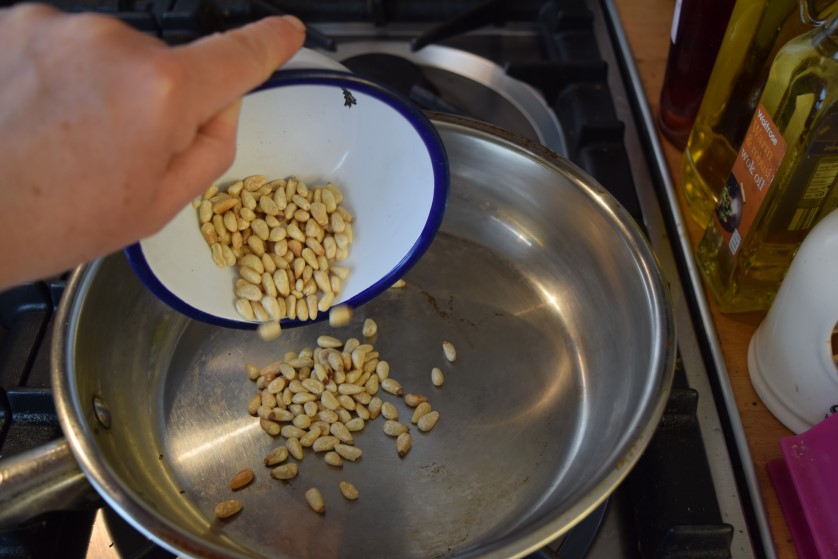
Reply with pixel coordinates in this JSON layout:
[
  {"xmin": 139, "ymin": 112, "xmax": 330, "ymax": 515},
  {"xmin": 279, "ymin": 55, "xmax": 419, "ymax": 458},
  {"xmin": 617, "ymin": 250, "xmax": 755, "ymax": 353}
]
[{"xmin": 175, "ymin": 15, "xmax": 306, "ymax": 119}]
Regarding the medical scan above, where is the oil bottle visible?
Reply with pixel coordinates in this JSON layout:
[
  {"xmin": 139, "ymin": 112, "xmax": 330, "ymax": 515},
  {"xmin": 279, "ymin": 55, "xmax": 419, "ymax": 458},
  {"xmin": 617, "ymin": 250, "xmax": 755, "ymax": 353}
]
[
  {"xmin": 696, "ymin": 11, "xmax": 838, "ymax": 313},
  {"xmin": 680, "ymin": 0, "xmax": 838, "ymax": 226}
]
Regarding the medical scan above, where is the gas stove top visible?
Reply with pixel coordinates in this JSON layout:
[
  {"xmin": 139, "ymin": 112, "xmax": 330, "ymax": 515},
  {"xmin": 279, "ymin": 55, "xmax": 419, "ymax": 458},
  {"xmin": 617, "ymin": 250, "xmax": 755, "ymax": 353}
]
[{"xmin": 0, "ymin": 1, "xmax": 766, "ymax": 557}]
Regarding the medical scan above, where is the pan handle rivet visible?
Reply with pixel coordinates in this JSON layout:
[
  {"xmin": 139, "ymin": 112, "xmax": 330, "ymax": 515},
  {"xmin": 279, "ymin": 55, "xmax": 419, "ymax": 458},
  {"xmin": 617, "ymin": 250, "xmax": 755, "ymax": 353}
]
[{"xmin": 92, "ymin": 396, "xmax": 112, "ymax": 429}]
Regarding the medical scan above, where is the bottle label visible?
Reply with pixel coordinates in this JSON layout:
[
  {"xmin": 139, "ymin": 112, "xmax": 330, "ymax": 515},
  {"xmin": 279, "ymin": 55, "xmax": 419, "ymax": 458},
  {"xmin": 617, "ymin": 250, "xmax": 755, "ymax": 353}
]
[
  {"xmin": 712, "ymin": 104, "xmax": 787, "ymax": 255},
  {"xmin": 779, "ymin": 112, "xmax": 838, "ymax": 231}
]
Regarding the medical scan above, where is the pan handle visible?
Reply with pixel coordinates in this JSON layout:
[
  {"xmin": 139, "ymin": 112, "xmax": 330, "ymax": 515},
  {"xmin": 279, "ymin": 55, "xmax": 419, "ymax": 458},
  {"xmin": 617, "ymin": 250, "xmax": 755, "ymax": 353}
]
[{"xmin": 0, "ymin": 438, "xmax": 97, "ymax": 530}]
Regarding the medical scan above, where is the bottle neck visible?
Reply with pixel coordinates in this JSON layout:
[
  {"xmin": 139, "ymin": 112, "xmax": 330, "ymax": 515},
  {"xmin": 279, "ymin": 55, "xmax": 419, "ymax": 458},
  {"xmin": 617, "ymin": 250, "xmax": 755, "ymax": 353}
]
[
  {"xmin": 800, "ymin": 0, "xmax": 838, "ymax": 26},
  {"xmin": 812, "ymin": 10, "xmax": 838, "ymax": 53}
]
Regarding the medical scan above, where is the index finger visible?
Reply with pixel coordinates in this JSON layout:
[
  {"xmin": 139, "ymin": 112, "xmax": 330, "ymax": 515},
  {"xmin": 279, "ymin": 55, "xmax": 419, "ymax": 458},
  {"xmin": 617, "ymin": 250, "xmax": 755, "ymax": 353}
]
[{"xmin": 174, "ymin": 15, "xmax": 306, "ymax": 116}]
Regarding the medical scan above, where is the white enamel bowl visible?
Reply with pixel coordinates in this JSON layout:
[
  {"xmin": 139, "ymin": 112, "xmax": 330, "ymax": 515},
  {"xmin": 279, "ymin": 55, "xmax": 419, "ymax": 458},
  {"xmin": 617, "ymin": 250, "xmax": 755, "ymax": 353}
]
[{"xmin": 125, "ymin": 67, "xmax": 449, "ymax": 328}]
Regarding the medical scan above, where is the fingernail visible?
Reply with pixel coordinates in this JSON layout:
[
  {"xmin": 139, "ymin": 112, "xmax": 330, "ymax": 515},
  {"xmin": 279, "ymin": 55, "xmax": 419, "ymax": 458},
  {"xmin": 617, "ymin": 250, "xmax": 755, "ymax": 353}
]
[{"xmin": 280, "ymin": 14, "xmax": 306, "ymax": 32}]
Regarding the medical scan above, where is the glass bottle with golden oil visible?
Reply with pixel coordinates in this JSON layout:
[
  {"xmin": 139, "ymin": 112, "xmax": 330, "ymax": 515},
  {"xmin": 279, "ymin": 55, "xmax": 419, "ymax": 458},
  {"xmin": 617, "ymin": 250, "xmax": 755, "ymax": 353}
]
[
  {"xmin": 680, "ymin": 0, "xmax": 838, "ymax": 226},
  {"xmin": 696, "ymin": 11, "xmax": 838, "ymax": 313}
]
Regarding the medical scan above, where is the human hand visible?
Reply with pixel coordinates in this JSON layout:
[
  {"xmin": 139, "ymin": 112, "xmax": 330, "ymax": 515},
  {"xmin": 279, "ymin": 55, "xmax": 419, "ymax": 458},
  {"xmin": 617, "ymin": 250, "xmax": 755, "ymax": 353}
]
[{"xmin": 0, "ymin": 4, "xmax": 305, "ymax": 289}]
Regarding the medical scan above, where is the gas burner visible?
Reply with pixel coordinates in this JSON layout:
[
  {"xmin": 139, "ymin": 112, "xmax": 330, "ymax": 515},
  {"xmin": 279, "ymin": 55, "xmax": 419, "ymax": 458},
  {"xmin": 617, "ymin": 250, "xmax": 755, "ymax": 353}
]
[{"xmin": 334, "ymin": 43, "xmax": 566, "ymax": 155}]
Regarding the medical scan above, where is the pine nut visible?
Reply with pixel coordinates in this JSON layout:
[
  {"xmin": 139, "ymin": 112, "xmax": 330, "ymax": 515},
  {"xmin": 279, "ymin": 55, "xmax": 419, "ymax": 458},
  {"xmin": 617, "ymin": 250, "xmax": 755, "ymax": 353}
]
[
  {"xmin": 355, "ymin": 403, "xmax": 370, "ymax": 420},
  {"xmin": 337, "ymin": 395, "xmax": 356, "ymax": 411},
  {"xmin": 264, "ymin": 446, "xmax": 288, "ymax": 466},
  {"xmin": 335, "ymin": 443, "xmax": 362, "ymax": 462},
  {"xmin": 317, "ymin": 335, "xmax": 343, "ymax": 348},
  {"xmin": 321, "ymin": 391, "xmax": 340, "ymax": 411},
  {"xmin": 262, "ymin": 273, "xmax": 278, "ymax": 298},
  {"xmin": 331, "ymin": 266, "xmax": 350, "ymax": 280},
  {"xmin": 279, "ymin": 363, "xmax": 296, "ymax": 381},
  {"xmin": 338, "ymin": 383, "xmax": 364, "ymax": 396},
  {"xmin": 362, "ymin": 319, "xmax": 378, "ymax": 338},
  {"xmin": 381, "ymin": 402, "xmax": 398, "ymax": 421},
  {"xmin": 198, "ymin": 200, "xmax": 213, "ymax": 223},
  {"xmin": 368, "ymin": 397, "xmax": 382, "ymax": 419},
  {"xmin": 229, "ymin": 468, "xmax": 254, "ymax": 490},
  {"xmin": 404, "ymin": 393, "xmax": 428, "ymax": 407},
  {"xmin": 258, "ymin": 320, "xmax": 282, "ymax": 341},
  {"xmin": 259, "ymin": 195, "xmax": 280, "ymax": 216},
  {"xmin": 312, "ymin": 435, "xmax": 339, "ymax": 452},
  {"xmin": 239, "ymin": 254, "xmax": 264, "ymax": 273},
  {"xmin": 329, "ymin": 305, "xmax": 353, "ymax": 327},
  {"xmin": 324, "ymin": 452, "xmax": 343, "ymax": 467},
  {"xmin": 213, "ymin": 198, "xmax": 238, "ymax": 215},
  {"xmin": 214, "ymin": 499, "xmax": 242, "ymax": 519},
  {"xmin": 417, "ymin": 410, "xmax": 440, "ymax": 432},
  {"xmin": 337, "ymin": 408, "xmax": 352, "ymax": 423},
  {"xmin": 291, "ymin": 392, "xmax": 317, "ymax": 404},
  {"xmin": 293, "ymin": 414, "xmax": 312, "ymax": 430},
  {"xmin": 210, "ymin": 243, "xmax": 226, "ymax": 267},
  {"xmin": 339, "ymin": 481, "xmax": 359, "ymax": 500},
  {"xmin": 245, "ymin": 362, "xmax": 261, "ymax": 380},
  {"xmin": 301, "ymin": 378, "xmax": 324, "ymax": 395},
  {"xmin": 345, "ymin": 417, "xmax": 365, "ymax": 432},
  {"xmin": 261, "ymin": 390, "xmax": 277, "ymax": 409},
  {"xmin": 330, "ymin": 422, "xmax": 354, "ymax": 444},
  {"xmin": 322, "ymin": 187, "xmax": 337, "ymax": 212},
  {"xmin": 260, "ymin": 419, "xmax": 281, "ymax": 436},
  {"xmin": 300, "ymin": 427, "xmax": 321, "ymax": 447},
  {"xmin": 345, "ymin": 369, "xmax": 363, "ymax": 385},
  {"xmin": 431, "ymin": 367, "xmax": 445, "ymax": 387},
  {"xmin": 235, "ymin": 283, "xmax": 262, "ymax": 302},
  {"xmin": 442, "ymin": 341, "xmax": 457, "ymax": 362},
  {"xmin": 200, "ymin": 222, "xmax": 217, "ymax": 245},
  {"xmin": 381, "ymin": 378, "xmax": 403, "ymax": 396},
  {"xmin": 223, "ymin": 210, "xmax": 238, "ymax": 233},
  {"xmin": 287, "ymin": 437, "xmax": 304, "ymax": 461},
  {"xmin": 383, "ymin": 420, "xmax": 409, "ymax": 437},
  {"xmin": 306, "ymin": 295, "xmax": 319, "ymax": 320},
  {"xmin": 244, "ymin": 175, "xmax": 266, "ymax": 191},
  {"xmin": 247, "ymin": 394, "xmax": 261, "ymax": 415},
  {"xmin": 253, "ymin": 301, "xmax": 270, "ymax": 322},
  {"xmin": 251, "ymin": 218, "xmax": 269, "ymax": 240},
  {"xmin": 311, "ymin": 421, "xmax": 330, "ymax": 435},
  {"xmin": 396, "ymin": 432, "xmax": 412, "ymax": 458},
  {"xmin": 281, "ymin": 425, "xmax": 307, "ymax": 440},
  {"xmin": 411, "ymin": 402, "xmax": 433, "ymax": 424},
  {"xmin": 305, "ymin": 488, "xmax": 325, "ymax": 514},
  {"xmin": 236, "ymin": 298, "xmax": 255, "ymax": 321},
  {"xmin": 270, "ymin": 463, "xmax": 298, "ymax": 480}
]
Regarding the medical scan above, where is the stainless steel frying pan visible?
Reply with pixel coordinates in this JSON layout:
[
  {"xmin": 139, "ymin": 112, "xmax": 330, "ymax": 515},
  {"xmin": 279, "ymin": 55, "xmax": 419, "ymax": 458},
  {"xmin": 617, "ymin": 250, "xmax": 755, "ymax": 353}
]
[{"xmin": 0, "ymin": 114, "xmax": 675, "ymax": 558}]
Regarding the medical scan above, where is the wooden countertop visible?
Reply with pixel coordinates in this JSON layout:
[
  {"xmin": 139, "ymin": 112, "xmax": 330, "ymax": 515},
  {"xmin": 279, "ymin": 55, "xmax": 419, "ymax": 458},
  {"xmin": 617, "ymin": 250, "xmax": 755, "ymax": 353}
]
[{"xmin": 610, "ymin": 1, "xmax": 797, "ymax": 558}]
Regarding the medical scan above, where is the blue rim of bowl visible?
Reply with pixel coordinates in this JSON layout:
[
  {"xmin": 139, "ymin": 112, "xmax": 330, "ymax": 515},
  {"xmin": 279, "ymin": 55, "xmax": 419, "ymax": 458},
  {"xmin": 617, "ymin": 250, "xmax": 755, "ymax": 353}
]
[{"xmin": 125, "ymin": 69, "xmax": 450, "ymax": 330}]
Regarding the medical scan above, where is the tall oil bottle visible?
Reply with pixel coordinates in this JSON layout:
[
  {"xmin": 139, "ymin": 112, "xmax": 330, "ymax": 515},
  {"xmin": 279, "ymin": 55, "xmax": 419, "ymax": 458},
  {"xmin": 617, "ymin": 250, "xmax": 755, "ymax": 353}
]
[
  {"xmin": 680, "ymin": 0, "xmax": 838, "ymax": 226},
  {"xmin": 696, "ymin": 11, "xmax": 838, "ymax": 312}
]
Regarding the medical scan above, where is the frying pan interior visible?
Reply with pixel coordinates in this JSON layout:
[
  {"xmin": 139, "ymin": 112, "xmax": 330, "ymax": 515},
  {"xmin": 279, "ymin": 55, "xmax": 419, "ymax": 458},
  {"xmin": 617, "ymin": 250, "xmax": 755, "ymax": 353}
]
[{"xmin": 54, "ymin": 117, "xmax": 673, "ymax": 559}]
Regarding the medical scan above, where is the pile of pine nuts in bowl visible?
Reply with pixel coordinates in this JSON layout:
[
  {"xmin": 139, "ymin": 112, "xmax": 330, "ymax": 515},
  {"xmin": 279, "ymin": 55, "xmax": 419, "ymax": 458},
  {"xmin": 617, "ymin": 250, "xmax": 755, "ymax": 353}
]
[{"xmin": 125, "ymin": 70, "xmax": 450, "ymax": 329}]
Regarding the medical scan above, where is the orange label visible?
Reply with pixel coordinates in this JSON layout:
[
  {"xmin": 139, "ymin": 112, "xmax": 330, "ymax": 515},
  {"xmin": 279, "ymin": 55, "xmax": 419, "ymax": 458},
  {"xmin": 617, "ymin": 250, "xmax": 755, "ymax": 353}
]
[{"xmin": 713, "ymin": 104, "xmax": 787, "ymax": 255}]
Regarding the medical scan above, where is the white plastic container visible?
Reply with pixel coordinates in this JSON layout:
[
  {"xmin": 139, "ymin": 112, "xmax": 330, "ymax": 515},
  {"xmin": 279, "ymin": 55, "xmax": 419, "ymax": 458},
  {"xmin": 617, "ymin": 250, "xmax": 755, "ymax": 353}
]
[{"xmin": 748, "ymin": 208, "xmax": 838, "ymax": 434}]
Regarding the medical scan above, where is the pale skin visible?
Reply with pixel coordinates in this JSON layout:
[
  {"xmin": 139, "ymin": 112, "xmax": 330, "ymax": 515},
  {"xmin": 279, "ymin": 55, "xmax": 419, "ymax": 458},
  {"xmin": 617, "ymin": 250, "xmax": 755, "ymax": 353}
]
[{"xmin": 0, "ymin": 3, "xmax": 306, "ymax": 289}]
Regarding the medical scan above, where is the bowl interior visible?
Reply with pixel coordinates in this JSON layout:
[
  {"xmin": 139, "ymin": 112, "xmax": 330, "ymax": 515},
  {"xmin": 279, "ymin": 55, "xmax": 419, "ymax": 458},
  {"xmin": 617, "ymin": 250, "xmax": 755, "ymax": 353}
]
[{"xmin": 128, "ymin": 72, "xmax": 448, "ymax": 327}]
